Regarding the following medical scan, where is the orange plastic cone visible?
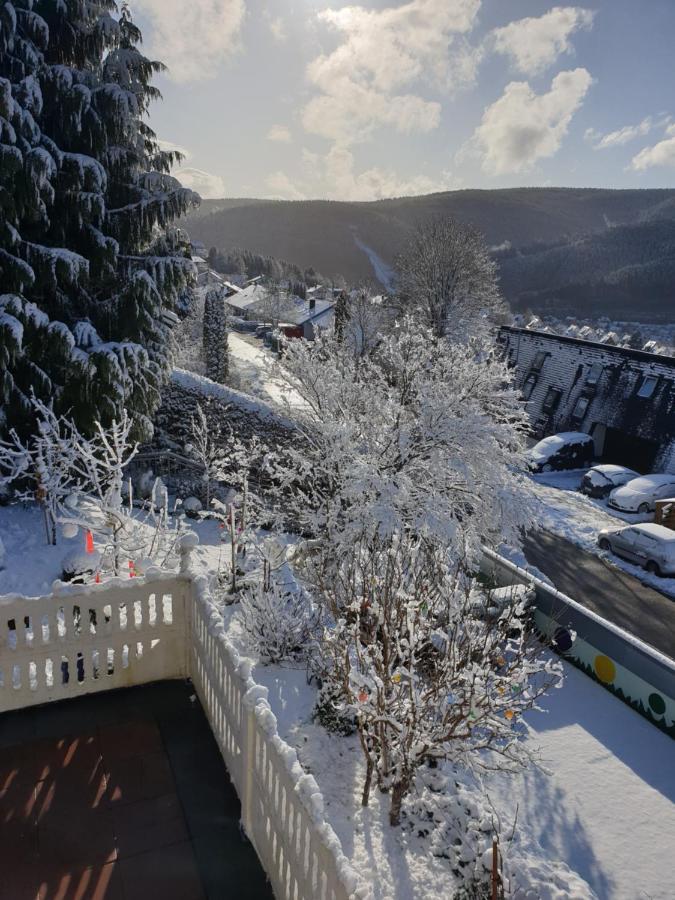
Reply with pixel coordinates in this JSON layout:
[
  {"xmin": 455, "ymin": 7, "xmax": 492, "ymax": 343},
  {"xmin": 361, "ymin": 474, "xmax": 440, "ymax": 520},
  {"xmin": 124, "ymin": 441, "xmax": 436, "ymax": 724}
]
[{"xmin": 86, "ymin": 531, "xmax": 95, "ymax": 554}]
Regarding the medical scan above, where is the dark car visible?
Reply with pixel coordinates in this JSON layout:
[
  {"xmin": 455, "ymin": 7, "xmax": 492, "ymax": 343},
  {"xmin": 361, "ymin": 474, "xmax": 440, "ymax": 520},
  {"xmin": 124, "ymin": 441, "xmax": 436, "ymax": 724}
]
[
  {"xmin": 581, "ymin": 464, "xmax": 639, "ymax": 499},
  {"xmin": 527, "ymin": 432, "xmax": 595, "ymax": 473}
]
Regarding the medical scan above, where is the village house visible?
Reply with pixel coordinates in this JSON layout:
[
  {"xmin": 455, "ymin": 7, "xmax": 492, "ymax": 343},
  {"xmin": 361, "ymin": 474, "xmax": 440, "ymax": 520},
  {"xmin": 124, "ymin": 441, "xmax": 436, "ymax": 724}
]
[{"xmin": 498, "ymin": 326, "xmax": 675, "ymax": 474}]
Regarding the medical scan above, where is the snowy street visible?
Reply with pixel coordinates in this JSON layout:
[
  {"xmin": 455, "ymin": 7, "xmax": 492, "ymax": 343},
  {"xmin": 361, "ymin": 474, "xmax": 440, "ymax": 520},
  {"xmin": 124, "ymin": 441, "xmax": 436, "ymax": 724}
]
[
  {"xmin": 528, "ymin": 471, "xmax": 675, "ymax": 601},
  {"xmin": 227, "ymin": 332, "xmax": 306, "ymax": 410}
]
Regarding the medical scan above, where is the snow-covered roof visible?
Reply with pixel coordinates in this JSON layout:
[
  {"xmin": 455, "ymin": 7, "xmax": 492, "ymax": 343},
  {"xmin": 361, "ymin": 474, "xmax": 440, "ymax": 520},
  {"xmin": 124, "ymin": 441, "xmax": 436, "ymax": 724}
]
[
  {"xmin": 281, "ymin": 298, "xmax": 335, "ymax": 326},
  {"xmin": 225, "ymin": 283, "xmax": 271, "ymax": 311}
]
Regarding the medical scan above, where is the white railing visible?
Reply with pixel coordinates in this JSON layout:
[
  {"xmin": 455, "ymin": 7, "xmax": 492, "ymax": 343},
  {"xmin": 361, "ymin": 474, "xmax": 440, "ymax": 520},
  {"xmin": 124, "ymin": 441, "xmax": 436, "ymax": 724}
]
[{"xmin": 0, "ymin": 546, "xmax": 361, "ymax": 900}]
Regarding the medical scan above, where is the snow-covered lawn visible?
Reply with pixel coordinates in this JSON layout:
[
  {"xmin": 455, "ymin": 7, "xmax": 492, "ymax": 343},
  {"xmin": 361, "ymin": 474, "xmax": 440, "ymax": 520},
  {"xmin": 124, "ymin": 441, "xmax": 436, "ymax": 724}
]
[
  {"xmin": 529, "ymin": 471, "xmax": 675, "ymax": 599},
  {"xmin": 228, "ymin": 332, "xmax": 306, "ymax": 410}
]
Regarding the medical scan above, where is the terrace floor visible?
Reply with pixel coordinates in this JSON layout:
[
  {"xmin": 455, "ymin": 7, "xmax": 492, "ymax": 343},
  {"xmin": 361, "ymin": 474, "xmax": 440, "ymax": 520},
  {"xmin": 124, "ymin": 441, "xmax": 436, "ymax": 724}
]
[{"xmin": 0, "ymin": 680, "xmax": 274, "ymax": 900}]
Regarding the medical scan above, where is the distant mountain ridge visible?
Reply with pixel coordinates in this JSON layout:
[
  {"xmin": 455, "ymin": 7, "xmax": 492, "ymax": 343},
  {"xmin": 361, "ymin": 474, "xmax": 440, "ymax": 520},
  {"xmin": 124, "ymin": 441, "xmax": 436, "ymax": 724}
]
[{"xmin": 181, "ymin": 188, "xmax": 675, "ymax": 321}]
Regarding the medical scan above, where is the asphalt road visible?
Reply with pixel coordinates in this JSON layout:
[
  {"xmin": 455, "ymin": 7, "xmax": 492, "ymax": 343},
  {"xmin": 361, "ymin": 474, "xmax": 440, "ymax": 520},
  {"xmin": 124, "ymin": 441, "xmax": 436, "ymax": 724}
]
[{"xmin": 523, "ymin": 531, "xmax": 675, "ymax": 660}]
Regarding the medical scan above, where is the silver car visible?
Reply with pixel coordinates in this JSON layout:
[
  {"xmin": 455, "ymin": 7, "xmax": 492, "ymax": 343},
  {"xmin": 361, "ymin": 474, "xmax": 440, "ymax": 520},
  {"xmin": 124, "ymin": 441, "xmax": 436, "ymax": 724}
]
[{"xmin": 597, "ymin": 523, "xmax": 675, "ymax": 576}]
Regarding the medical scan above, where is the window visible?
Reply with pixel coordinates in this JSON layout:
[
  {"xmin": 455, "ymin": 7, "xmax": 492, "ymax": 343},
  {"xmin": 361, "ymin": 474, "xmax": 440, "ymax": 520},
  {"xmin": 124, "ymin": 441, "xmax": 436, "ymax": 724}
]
[
  {"xmin": 531, "ymin": 351, "xmax": 547, "ymax": 372},
  {"xmin": 636, "ymin": 375, "xmax": 658, "ymax": 399},
  {"xmin": 542, "ymin": 387, "xmax": 562, "ymax": 414},
  {"xmin": 571, "ymin": 396, "xmax": 590, "ymax": 422},
  {"xmin": 522, "ymin": 374, "xmax": 537, "ymax": 400},
  {"xmin": 586, "ymin": 363, "xmax": 603, "ymax": 386}
]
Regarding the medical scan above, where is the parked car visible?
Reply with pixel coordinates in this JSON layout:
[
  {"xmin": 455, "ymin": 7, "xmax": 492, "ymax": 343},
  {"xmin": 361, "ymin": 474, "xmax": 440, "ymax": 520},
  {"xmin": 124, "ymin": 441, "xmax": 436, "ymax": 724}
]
[
  {"xmin": 527, "ymin": 432, "xmax": 595, "ymax": 473},
  {"xmin": 597, "ymin": 523, "xmax": 675, "ymax": 576},
  {"xmin": 580, "ymin": 464, "xmax": 639, "ymax": 499},
  {"xmin": 608, "ymin": 474, "xmax": 675, "ymax": 514}
]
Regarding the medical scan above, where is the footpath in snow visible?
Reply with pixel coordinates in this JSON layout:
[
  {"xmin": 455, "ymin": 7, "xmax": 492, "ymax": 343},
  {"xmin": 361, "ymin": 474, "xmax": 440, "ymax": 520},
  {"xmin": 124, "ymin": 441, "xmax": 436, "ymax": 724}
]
[{"xmin": 228, "ymin": 332, "xmax": 306, "ymax": 411}]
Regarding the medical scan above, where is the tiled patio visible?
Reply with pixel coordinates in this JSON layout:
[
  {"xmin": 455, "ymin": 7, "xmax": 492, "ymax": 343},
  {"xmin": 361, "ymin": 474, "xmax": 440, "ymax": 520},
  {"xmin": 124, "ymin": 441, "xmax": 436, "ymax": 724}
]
[{"xmin": 0, "ymin": 680, "xmax": 274, "ymax": 900}]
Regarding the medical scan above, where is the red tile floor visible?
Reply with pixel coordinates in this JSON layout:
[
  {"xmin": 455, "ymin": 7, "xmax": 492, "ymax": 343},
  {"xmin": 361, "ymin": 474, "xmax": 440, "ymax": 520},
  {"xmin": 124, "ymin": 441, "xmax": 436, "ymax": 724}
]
[{"xmin": 0, "ymin": 681, "xmax": 273, "ymax": 900}]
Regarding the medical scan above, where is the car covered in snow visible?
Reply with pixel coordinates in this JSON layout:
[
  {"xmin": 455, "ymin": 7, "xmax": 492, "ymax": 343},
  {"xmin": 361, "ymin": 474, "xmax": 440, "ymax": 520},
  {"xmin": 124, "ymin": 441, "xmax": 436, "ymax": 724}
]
[
  {"xmin": 580, "ymin": 464, "xmax": 639, "ymax": 499},
  {"xmin": 597, "ymin": 523, "xmax": 675, "ymax": 576},
  {"xmin": 608, "ymin": 474, "xmax": 675, "ymax": 514},
  {"xmin": 526, "ymin": 432, "xmax": 595, "ymax": 473}
]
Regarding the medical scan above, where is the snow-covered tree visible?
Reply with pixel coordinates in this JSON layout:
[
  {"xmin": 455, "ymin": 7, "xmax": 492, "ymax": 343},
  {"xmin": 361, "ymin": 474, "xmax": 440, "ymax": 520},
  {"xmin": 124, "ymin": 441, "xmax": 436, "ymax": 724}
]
[
  {"xmin": 186, "ymin": 402, "xmax": 223, "ymax": 510},
  {"xmin": 202, "ymin": 285, "xmax": 228, "ymax": 382},
  {"xmin": 395, "ymin": 217, "xmax": 505, "ymax": 341},
  {"xmin": 0, "ymin": 1, "xmax": 199, "ymax": 440},
  {"xmin": 0, "ymin": 397, "xmax": 80, "ymax": 544},
  {"xmin": 269, "ymin": 321, "xmax": 557, "ymax": 823}
]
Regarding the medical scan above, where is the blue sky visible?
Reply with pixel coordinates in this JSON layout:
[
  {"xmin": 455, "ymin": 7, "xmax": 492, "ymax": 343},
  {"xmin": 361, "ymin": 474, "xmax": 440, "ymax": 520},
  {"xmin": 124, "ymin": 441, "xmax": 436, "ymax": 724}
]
[{"xmin": 132, "ymin": 0, "xmax": 675, "ymax": 200}]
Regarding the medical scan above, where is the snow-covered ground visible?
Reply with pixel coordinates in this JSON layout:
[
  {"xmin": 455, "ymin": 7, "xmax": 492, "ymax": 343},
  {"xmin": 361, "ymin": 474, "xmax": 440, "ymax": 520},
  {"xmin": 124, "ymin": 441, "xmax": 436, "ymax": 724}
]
[
  {"xmin": 228, "ymin": 332, "xmax": 306, "ymax": 410},
  {"xmin": 529, "ymin": 471, "xmax": 675, "ymax": 599}
]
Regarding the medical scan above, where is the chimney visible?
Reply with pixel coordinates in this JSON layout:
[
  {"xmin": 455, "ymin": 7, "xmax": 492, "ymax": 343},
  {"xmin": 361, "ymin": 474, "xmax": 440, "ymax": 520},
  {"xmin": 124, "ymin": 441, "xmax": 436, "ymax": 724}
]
[{"xmin": 309, "ymin": 296, "xmax": 316, "ymax": 312}]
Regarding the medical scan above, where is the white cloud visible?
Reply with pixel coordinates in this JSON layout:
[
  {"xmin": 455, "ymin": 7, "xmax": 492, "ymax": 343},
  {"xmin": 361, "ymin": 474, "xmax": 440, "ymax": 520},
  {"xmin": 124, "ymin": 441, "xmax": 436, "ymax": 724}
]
[
  {"xmin": 174, "ymin": 167, "xmax": 227, "ymax": 198},
  {"xmin": 630, "ymin": 135, "xmax": 675, "ymax": 171},
  {"xmin": 585, "ymin": 116, "xmax": 658, "ymax": 149},
  {"xmin": 267, "ymin": 125, "xmax": 292, "ymax": 143},
  {"xmin": 133, "ymin": 0, "xmax": 245, "ymax": 82},
  {"xmin": 491, "ymin": 7, "xmax": 594, "ymax": 76},
  {"xmin": 265, "ymin": 171, "xmax": 307, "ymax": 200},
  {"xmin": 269, "ymin": 146, "xmax": 460, "ymax": 202},
  {"xmin": 264, "ymin": 13, "xmax": 287, "ymax": 42},
  {"xmin": 470, "ymin": 68, "xmax": 592, "ymax": 175},
  {"xmin": 303, "ymin": 0, "xmax": 481, "ymax": 143}
]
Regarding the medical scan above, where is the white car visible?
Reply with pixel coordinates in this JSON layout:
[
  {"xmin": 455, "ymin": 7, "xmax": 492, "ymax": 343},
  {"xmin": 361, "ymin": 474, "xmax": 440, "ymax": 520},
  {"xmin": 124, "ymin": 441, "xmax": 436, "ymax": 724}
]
[
  {"xmin": 580, "ymin": 464, "xmax": 639, "ymax": 499},
  {"xmin": 598, "ymin": 523, "xmax": 675, "ymax": 576},
  {"xmin": 527, "ymin": 432, "xmax": 595, "ymax": 473},
  {"xmin": 608, "ymin": 474, "xmax": 675, "ymax": 514}
]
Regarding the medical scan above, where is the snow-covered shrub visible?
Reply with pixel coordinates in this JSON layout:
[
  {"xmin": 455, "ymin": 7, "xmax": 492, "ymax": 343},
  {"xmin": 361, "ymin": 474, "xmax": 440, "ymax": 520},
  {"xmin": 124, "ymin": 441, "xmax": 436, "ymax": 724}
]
[
  {"xmin": 240, "ymin": 582, "xmax": 319, "ymax": 664},
  {"xmin": 406, "ymin": 767, "xmax": 595, "ymax": 900},
  {"xmin": 62, "ymin": 548, "xmax": 102, "ymax": 583},
  {"xmin": 312, "ymin": 681, "xmax": 357, "ymax": 736},
  {"xmin": 182, "ymin": 496, "xmax": 203, "ymax": 519}
]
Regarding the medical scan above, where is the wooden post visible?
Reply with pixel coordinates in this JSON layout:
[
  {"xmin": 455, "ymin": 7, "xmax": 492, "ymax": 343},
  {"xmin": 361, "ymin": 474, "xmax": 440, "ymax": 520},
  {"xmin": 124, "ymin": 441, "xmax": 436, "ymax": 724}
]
[{"xmin": 492, "ymin": 838, "xmax": 499, "ymax": 900}]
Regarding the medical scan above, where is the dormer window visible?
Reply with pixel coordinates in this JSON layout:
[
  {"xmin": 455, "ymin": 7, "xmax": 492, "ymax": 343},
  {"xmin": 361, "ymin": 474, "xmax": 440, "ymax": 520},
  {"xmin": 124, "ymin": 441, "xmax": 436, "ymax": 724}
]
[
  {"xmin": 637, "ymin": 375, "xmax": 658, "ymax": 399},
  {"xmin": 532, "ymin": 351, "xmax": 547, "ymax": 372},
  {"xmin": 571, "ymin": 396, "xmax": 590, "ymax": 422},
  {"xmin": 586, "ymin": 363, "xmax": 603, "ymax": 386},
  {"xmin": 522, "ymin": 373, "xmax": 537, "ymax": 400},
  {"xmin": 542, "ymin": 387, "xmax": 562, "ymax": 413}
]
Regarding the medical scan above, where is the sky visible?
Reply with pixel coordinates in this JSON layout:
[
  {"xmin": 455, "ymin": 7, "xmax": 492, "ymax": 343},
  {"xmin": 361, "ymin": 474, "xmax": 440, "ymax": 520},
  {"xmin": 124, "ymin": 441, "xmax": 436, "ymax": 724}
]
[{"xmin": 131, "ymin": 0, "xmax": 675, "ymax": 201}]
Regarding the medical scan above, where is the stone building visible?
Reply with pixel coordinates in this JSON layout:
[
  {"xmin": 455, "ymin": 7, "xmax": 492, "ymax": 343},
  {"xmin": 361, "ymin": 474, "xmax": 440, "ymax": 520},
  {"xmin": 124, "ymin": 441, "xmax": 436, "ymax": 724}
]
[{"xmin": 498, "ymin": 326, "xmax": 675, "ymax": 473}]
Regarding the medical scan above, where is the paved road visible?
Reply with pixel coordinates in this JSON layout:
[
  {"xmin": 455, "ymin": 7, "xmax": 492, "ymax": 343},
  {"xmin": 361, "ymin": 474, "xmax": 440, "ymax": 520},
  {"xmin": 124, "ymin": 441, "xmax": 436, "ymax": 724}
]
[{"xmin": 523, "ymin": 531, "xmax": 675, "ymax": 659}]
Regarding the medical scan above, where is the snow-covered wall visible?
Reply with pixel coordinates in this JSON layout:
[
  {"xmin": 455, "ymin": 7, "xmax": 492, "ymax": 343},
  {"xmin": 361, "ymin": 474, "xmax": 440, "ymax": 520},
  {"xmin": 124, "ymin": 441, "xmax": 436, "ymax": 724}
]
[{"xmin": 499, "ymin": 327, "xmax": 675, "ymax": 472}]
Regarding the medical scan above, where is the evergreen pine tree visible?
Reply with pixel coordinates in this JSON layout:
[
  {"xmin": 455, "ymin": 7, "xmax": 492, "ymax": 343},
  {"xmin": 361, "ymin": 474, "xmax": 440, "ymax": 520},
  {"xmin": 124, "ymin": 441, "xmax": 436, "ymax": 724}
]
[
  {"xmin": 0, "ymin": 1, "xmax": 199, "ymax": 439},
  {"xmin": 202, "ymin": 286, "xmax": 228, "ymax": 383}
]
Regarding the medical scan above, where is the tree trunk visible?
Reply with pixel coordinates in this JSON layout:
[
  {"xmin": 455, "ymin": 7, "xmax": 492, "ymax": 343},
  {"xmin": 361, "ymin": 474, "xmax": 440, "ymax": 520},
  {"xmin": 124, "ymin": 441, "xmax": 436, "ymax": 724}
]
[
  {"xmin": 362, "ymin": 757, "xmax": 374, "ymax": 807},
  {"xmin": 389, "ymin": 780, "xmax": 407, "ymax": 826}
]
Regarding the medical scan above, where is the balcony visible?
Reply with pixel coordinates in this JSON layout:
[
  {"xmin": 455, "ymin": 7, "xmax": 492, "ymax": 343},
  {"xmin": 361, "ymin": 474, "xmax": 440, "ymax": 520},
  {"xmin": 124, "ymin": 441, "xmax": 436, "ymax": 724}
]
[{"xmin": 0, "ymin": 540, "xmax": 353, "ymax": 900}]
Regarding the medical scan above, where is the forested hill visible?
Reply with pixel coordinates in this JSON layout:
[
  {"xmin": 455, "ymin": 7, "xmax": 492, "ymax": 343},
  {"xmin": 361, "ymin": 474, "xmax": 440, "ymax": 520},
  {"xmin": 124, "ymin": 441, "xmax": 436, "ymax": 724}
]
[
  {"xmin": 181, "ymin": 188, "xmax": 674, "ymax": 277},
  {"xmin": 497, "ymin": 218, "xmax": 675, "ymax": 321}
]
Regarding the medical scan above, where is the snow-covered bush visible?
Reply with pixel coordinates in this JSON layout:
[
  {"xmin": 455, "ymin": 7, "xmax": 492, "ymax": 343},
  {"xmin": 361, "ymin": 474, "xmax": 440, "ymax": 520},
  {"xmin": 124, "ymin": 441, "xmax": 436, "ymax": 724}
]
[
  {"xmin": 406, "ymin": 766, "xmax": 595, "ymax": 900},
  {"xmin": 312, "ymin": 680, "xmax": 357, "ymax": 736},
  {"xmin": 240, "ymin": 581, "xmax": 319, "ymax": 664}
]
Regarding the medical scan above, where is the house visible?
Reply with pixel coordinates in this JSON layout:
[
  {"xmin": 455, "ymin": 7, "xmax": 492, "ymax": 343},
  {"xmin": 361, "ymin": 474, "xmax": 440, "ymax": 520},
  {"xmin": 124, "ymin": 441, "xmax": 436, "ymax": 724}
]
[
  {"xmin": 279, "ymin": 297, "xmax": 335, "ymax": 340},
  {"xmin": 498, "ymin": 326, "xmax": 675, "ymax": 473},
  {"xmin": 224, "ymin": 285, "xmax": 335, "ymax": 339}
]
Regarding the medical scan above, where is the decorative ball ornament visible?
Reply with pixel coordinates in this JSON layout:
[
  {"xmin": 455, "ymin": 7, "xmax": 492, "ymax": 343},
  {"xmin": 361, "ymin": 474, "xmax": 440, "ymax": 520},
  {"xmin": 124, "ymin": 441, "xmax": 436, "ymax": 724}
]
[
  {"xmin": 504, "ymin": 709, "xmax": 515, "ymax": 721},
  {"xmin": 497, "ymin": 685, "xmax": 505, "ymax": 695},
  {"xmin": 496, "ymin": 656, "xmax": 506, "ymax": 668},
  {"xmin": 358, "ymin": 690, "xmax": 368, "ymax": 703},
  {"xmin": 391, "ymin": 673, "xmax": 402, "ymax": 684},
  {"xmin": 61, "ymin": 522, "xmax": 79, "ymax": 540}
]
